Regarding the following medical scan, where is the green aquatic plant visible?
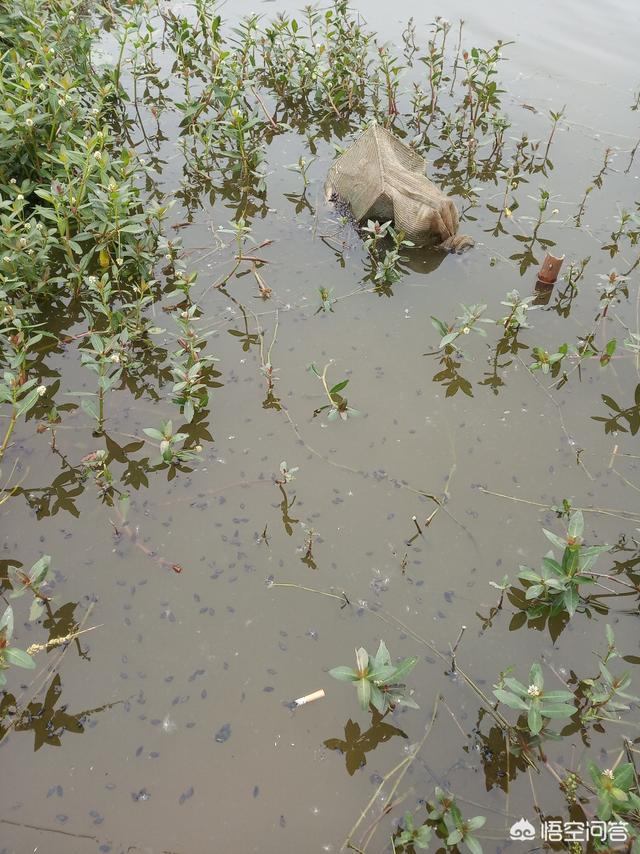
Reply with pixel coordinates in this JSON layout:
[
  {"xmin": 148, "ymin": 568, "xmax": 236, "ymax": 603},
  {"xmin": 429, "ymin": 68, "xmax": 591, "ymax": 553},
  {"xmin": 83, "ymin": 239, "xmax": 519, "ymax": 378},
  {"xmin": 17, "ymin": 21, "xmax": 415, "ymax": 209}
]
[
  {"xmin": 515, "ymin": 510, "xmax": 609, "ymax": 618},
  {"xmin": 430, "ymin": 303, "xmax": 490, "ymax": 351},
  {"xmin": 329, "ymin": 640, "xmax": 418, "ymax": 713},
  {"xmin": 143, "ymin": 420, "xmax": 199, "ymax": 465},
  {"xmin": 497, "ymin": 289, "xmax": 537, "ymax": 330},
  {"xmin": 7, "ymin": 555, "xmax": 52, "ymax": 622},
  {"xmin": 577, "ymin": 625, "xmax": 640, "ymax": 725},
  {"xmin": 362, "ymin": 220, "xmax": 414, "ymax": 285},
  {"xmin": 493, "ymin": 661, "xmax": 574, "ymax": 736},
  {"xmin": 529, "ymin": 343, "xmax": 567, "ymax": 374},
  {"xmin": 396, "ymin": 810, "xmax": 432, "ymax": 850},
  {"xmin": 587, "ymin": 761, "xmax": 640, "ymax": 821},
  {"xmin": 0, "ymin": 605, "xmax": 35, "ymax": 687},
  {"xmin": 308, "ymin": 362, "xmax": 360, "ymax": 421}
]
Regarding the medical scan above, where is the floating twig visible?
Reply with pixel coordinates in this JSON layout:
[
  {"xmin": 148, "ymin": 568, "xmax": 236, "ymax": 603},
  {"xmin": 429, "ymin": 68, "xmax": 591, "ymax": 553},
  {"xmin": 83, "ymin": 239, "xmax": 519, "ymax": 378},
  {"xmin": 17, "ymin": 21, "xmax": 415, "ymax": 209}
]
[{"xmin": 293, "ymin": 688, "xmax": 325, "ymax": 708}]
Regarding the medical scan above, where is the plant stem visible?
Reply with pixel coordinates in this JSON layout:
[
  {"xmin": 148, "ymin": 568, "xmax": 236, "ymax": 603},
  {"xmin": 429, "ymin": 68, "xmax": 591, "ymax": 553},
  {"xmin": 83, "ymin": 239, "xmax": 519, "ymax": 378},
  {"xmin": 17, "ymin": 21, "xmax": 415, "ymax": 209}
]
[{"xmin": 0, "ymin": 407, "xmax": 18, "ymax": 462}]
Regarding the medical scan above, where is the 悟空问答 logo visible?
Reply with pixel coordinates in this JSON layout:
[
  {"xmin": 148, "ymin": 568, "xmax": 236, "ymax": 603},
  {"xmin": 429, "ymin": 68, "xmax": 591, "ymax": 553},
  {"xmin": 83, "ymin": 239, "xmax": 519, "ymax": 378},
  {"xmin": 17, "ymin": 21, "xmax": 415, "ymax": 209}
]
[{"xmin": 510, "ymin": 818, "xmax": 536, "ymax": 840}]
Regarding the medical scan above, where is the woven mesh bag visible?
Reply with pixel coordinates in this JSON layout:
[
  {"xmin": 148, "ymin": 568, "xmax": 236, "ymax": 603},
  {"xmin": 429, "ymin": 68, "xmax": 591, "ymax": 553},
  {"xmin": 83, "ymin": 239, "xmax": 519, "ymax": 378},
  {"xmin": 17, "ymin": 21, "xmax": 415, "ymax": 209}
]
[{"xmin": 325, "ymin": 123, "xmax": 473, "ymax": 251}]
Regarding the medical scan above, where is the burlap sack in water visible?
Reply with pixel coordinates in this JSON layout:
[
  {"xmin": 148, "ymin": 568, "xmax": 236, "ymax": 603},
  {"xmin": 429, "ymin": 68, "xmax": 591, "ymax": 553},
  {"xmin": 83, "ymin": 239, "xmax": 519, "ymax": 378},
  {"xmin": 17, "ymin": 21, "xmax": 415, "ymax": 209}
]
[{"xmin": 325, "ymin": 123, "xmax": 474, "ymax": 252}]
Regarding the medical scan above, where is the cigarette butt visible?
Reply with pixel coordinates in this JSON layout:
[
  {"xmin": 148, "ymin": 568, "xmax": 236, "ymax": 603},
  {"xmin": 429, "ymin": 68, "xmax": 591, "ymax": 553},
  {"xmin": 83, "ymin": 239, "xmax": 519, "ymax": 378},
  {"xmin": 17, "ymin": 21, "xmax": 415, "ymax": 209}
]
[{"xmin": 294, "ymin": 689, "xmax": 325, "ymax": 707}]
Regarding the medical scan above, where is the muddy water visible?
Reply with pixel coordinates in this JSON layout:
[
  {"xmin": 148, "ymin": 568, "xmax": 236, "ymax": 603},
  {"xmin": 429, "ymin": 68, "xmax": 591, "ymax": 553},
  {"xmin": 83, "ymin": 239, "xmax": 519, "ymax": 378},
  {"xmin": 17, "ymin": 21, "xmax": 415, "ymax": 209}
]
[{"xmin": 1, "ymin": 2, "xmax": 640, "ymax": 852}]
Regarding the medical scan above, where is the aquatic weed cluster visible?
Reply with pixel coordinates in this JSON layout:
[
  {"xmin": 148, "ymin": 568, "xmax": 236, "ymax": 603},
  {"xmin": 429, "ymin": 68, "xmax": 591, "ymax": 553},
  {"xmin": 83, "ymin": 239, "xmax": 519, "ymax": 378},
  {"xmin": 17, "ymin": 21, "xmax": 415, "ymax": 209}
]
[{"xmin": 1, "ymin": 1, "xmax": 640, "ymax": 851}]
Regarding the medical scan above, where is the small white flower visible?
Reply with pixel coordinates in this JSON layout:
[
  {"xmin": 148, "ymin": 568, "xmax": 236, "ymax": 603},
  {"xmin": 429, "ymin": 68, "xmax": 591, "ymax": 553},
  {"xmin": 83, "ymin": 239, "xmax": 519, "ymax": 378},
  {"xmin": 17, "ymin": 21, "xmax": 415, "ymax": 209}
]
[
  {"xmin": 93, "ymin": 151, "xmax": 102, "ymax": 161},
  {"xmin": 116, "ymin": 257, "xmax": 123, "ymax": 266},
  {"xmin": 603, "ymin": 769, "xmax": 615, "ymax": 780},
  {"xmin": 37, "ymin": 385, "xmax": 46, "ymax": 397},
  {"xmin": 18, "ymin": 237, "xmax": 27, "ymax": 249},
  {"xmin": 462, "ymin": 326, "xmax": 471, "ymax": 334},
  {"xmin": 9, "ymin": 178, "xmax": 16, "ymax": 185},
  {"xmin": 38, "ymin": 82, "xmax": 46, "ymax": 91},
  {"xmin": 88, "ymin": 275, "xmax": 97, "ymax": 285},
  {"xmin": 110, "ymin": 353, "xmax": 120, "ymax": 363},
  {"xmin": 181, "ymin": 310, "xmax": 189, "ymax": 319},
  {"xmin": 26, "ymin": 61, "xmax": 33, "ymax": 69},
  {"xmin": 25, "ymin": 118, "xmax": 34, "ymax": 127},
  {"xmin": 527, "ymin": 684, "xmax": 541, "ymax": 698},
  {"xmin": 57, "ymin": 97, "xmax": 66, "ymax": 107},
  {"xmin": 17, "ymin": 194, "xmax": 24, "ymax": 201},
  {"xmin": 68, "ymin": 11, "xmax": 76, "ymax": 19},
  {"xmin": 3, "ymin": 255, "xmax": 11, "ymax": 263},
  {"xmin": 195, "ymin": 444, "xmax": 203, "ymax": 452}
]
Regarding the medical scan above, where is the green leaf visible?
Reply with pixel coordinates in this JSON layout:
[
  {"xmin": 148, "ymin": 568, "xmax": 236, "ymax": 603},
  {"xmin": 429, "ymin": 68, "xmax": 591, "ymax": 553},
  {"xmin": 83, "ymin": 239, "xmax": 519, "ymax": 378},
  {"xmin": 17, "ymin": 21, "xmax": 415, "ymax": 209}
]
[
  {"xmin": 431, "ymin": 316, "xmax": 448, "ymax": 337},
  {"xmin": 447, "ymin": 830, "xmax": 463, "ymax": 846},
  {"xmin": 356, "ymin": 677, "xmax": 371, "ymax": 710},
  {"xmin": 528, "ymin": 703, "xmax": 543, "ymax": 735},
  {"xmin": 5, "ymin": 647, "xmax": 35, "ymax": 669},
  {"xmin": 529, "ymin": 662, "xmax": 543, "ymax": 690},
  {"xmin": 587, "ymin": 760, "xmax": 602, "ymax": 787},
  {"xmin": 143, "ymin": 427, "xmax": 165, "ymax": 441},
  {"xmin": 503, "ymin": 677, "xmax": 528, "ymax": 697},
  {"xmin": 394, "ymin": 695, "xmax": 420, "ymax": 709},
  {"xmin": 373, "ymin": 639, "xmax": 391, "ymax": 670},
  {"xmin": 518, "ymin": 567, "xmax": 542, "ymax": 583},
  {"xmin": 370, "ymin": 683, "xmax": 386, "ymax": 714},
  {"xmin": 540, "ymin": 703, "xmax": 574, "ymax": 718},
  {"xmin": 183, "ymin": 400, "xmax": 195, "ymax": 423},
  {"xmin": 541, "ymin": 556, "xmax": 565, "ymax": 577},
  {"xmin": 329, "ymin": 380, "xmax": 349, "ymax": 395},
  {"xmin": 369, "ymin": 664, "xmax": 397, "ymax": 684},
  {"xmin": 563, "ymin": 587, "xmax": 580, "ymax": 617},
  {"xmin": 29, "ymin": 598, "xmax": 45, "ymax": 622},
  {"xmin": 415, "ymin": 825, "xmax": 432, "ymax": 848},
  {"xmin": 543, "ymin": 528, "xmax": 567, "ymax": 550},
  {"xmin": 464, "ymin": 834, "xmax": 484, "ymax": 854},
  {"xmin": 119, "ymin": 493, "xmax": 130, "ymax": 523},
  {"xmin": 493, "ymin": 689, "xmax": 528, "ymax": 711},
  {"xmin": 389, "ymin": 656, "xmax": 418, "ymax": 684},
  {"xmin": 440, "ymin": 331, "xmax": 459, "ymax": 348},
  {"xmin": 355, "ymin": 647, "xmax": 368, "ymax": 673},
  {"xmin": 614, "ymin": 763, "xmax": 634, "ymax": 790},
  {"xmin": 611, "ymin": 787, "xmax": 629, "ymax": 802},
  {"xmin": 0, "ymin": 605, "xmax": 14, "ymax": 641},
  {"xmin": 81, "ymin": 398, "xmax": 99, "ymax": 421},
  {"xmin": 29, "ymin": 555, "xmax": 51, "ymax": 586},
  {"xmin": 541, "ymin": 690, "xmax": 574, "ymax": 702},
  {"xmin": 328, "ymin": 666, "xmax": 358, "ymax": 682},
  {"xmin": 567, "ymin": 510, "xmax": 584, "ymax": 540},
  {"xmin": 466, "ymin": 816, "xmax": 486, "ymax": 831}
]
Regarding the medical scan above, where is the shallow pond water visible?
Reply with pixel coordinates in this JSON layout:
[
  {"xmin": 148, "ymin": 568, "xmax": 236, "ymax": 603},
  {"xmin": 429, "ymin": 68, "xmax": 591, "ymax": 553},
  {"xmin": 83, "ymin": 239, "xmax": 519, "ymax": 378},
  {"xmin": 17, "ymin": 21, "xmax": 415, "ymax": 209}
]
[{"xmin": 1, "ymin": 1, "xmax": 640, "ymax": 852}]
